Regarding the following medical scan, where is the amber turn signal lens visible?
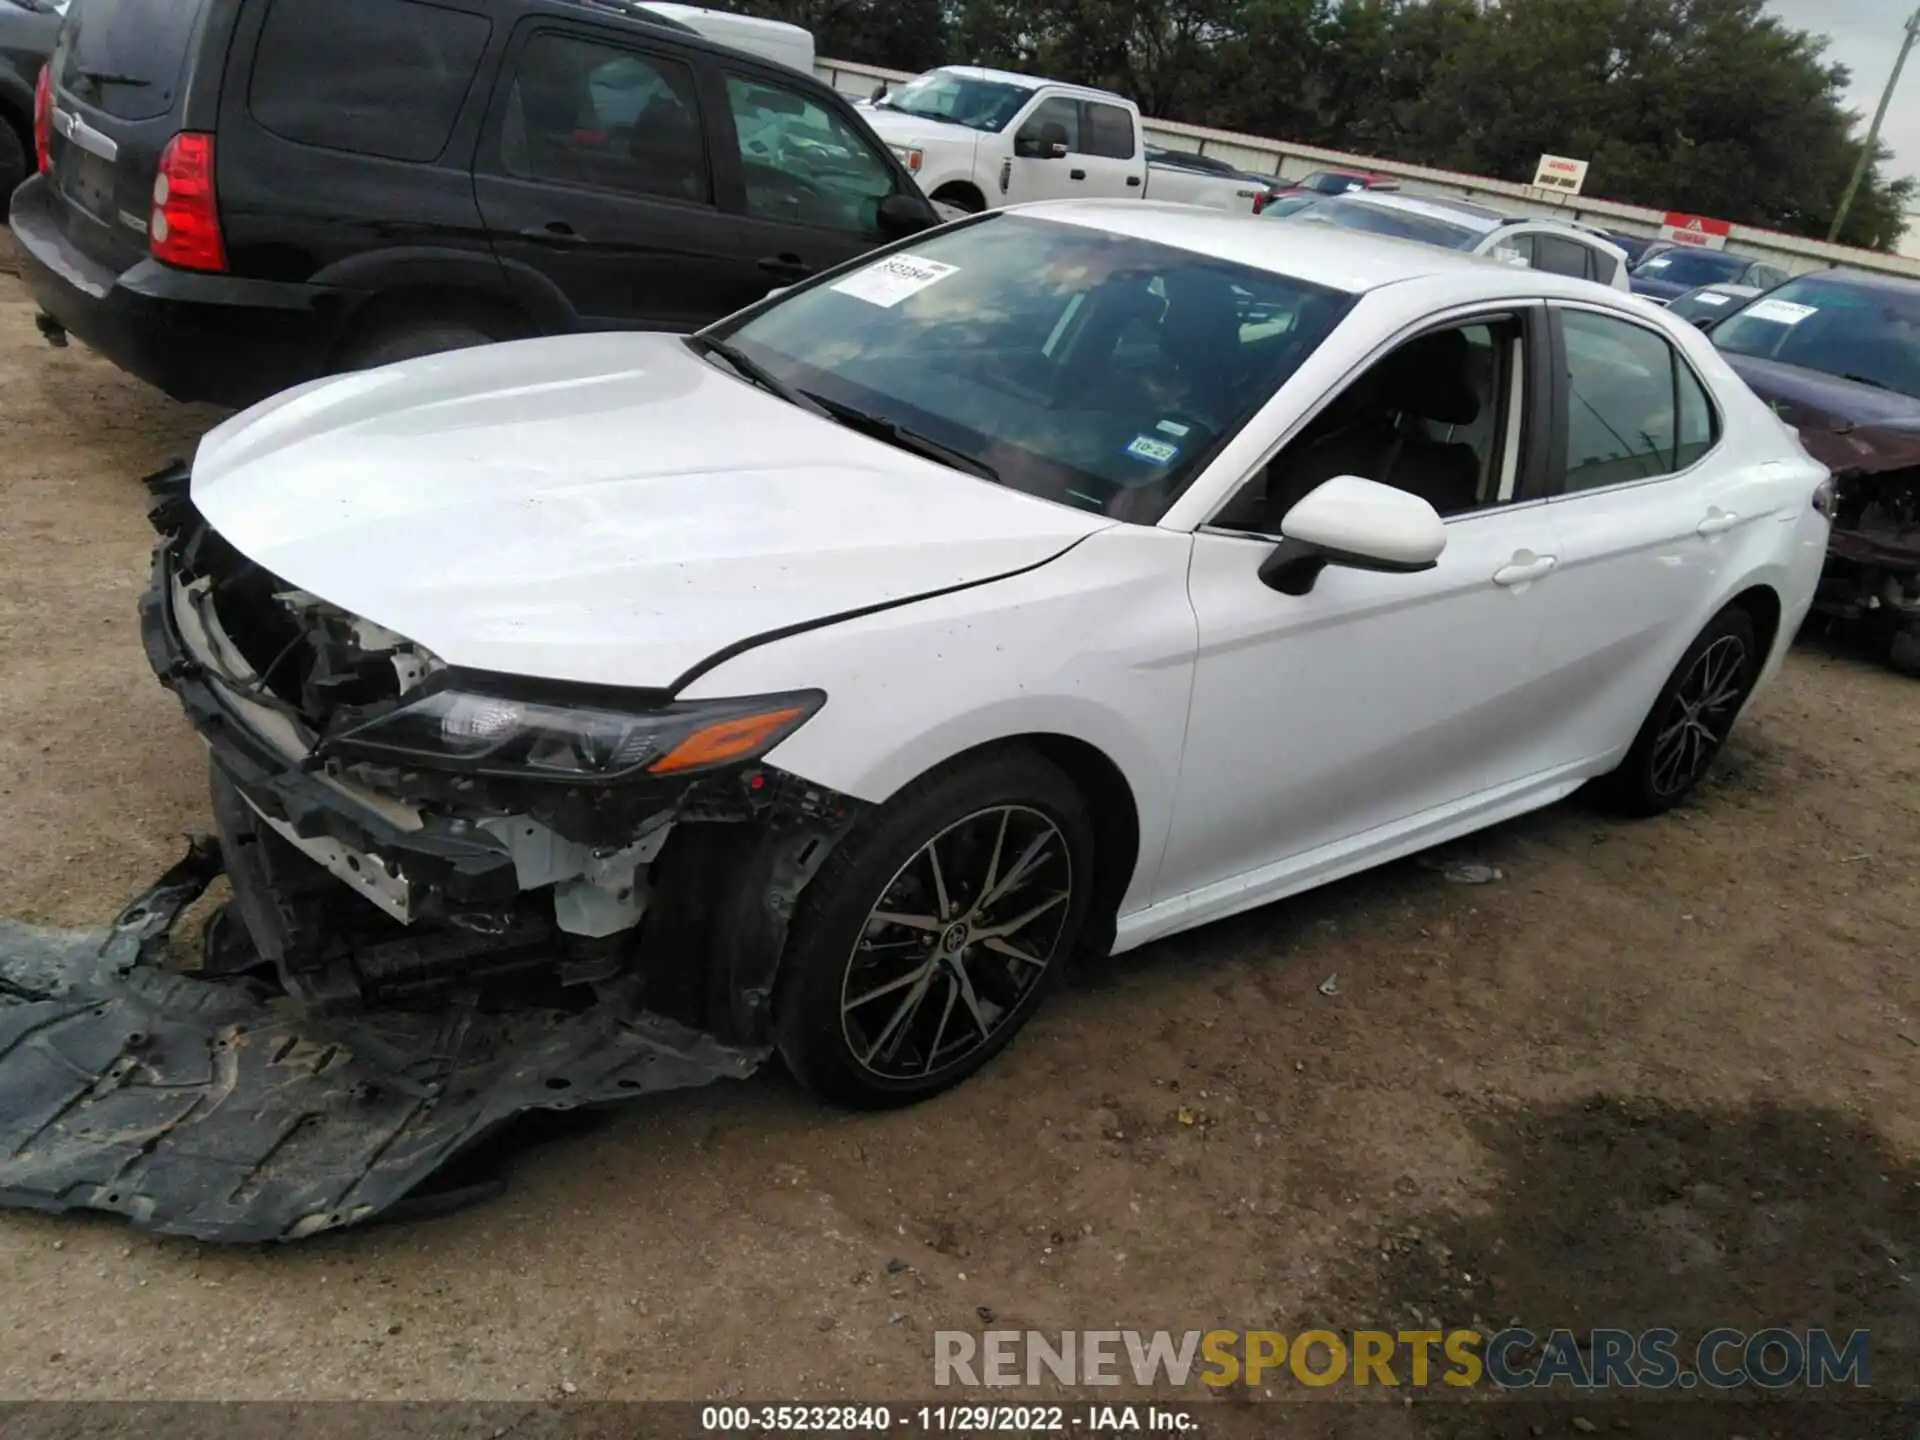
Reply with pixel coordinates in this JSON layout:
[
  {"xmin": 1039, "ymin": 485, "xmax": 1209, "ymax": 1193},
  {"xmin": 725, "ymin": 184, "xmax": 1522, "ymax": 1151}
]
[{"xmin": 648, "ymin": 706, "xmax": 809, "ymax": 775}]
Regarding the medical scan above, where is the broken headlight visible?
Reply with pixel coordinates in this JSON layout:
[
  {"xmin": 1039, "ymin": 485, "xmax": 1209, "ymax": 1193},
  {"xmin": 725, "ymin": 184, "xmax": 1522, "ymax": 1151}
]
[{"xmin": 326, "ymin": 686, "xmax": 825, "ymax": 782}]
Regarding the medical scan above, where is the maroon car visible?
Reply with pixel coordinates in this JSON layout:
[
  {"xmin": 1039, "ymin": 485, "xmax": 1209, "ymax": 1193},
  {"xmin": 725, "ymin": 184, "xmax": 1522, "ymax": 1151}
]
[
  {"xmin": 1708, "ymin": 270, "xmax": 1920, "ymax": 674},
  {"xmin": 1253, "ymin": 167, "xmax": 1398, "ymax": 214}
]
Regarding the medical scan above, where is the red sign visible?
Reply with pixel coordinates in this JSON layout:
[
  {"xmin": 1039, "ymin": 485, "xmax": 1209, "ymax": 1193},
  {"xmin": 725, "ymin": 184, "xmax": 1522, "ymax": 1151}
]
[{"xmin": 1659, "ymin": 212, "xmax": 1732, "ymax": 250}]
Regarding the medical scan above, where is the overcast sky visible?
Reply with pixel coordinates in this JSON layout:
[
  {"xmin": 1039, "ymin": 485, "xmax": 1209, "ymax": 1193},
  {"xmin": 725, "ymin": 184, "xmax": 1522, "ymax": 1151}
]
[{"xmin": 1770, "ymin": 0, "xmax": 1920, "ymax": 181}]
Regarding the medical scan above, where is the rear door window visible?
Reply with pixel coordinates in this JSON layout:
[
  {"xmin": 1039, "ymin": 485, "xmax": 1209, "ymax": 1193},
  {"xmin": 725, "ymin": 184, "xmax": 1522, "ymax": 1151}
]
[
  {"xmin": 56, "ymin": 0, "xmax": 202, "ymax": 121},
  {"xmin": 1081, "ymin": 102, "xmax": 1135, "ymax": 159},
  {"xmin": 1532, "ymin": 234, "xmax": 1590, "ymax": 279},
  {"xmin": 496, "ymin": 32, "xmax": 710, "ymax": 202},
  {"xmin": 248, "ymin": 0, "xmax": 492, "ymax": 163}
]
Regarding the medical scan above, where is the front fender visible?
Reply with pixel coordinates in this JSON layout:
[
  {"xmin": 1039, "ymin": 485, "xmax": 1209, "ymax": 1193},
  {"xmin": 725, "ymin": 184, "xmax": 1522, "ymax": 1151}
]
[{"xmin": 676, "ymin": 525, "xmax": 1198, "ymax": 914}]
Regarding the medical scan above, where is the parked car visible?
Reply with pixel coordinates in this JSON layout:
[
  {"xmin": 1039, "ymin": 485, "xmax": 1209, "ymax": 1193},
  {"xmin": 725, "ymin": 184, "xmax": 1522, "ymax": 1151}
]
[
  {"xmin": 12, "ymin": 0, "xmax": 934, "ymax": 408},
  {"xmin": 1667, "ymin": 282, "xmax": 1760, "ymax": 327},
  {"xmin": 1262, "ymin": 166, "xmax": 1397, "ymax": 199},
  {"xmin": 1600, "ymin": 230, "xmax": 1666, "ymax": 267},
  {"xmin": 635, "ymin": 1, "xmax": 813, "ymax": 72},
  {"xmin": 855, "ymin": 66, "xmax": 1260, "ymax": 215},
  {"xmin": 0, "ymin": 0, "xmax": 62, "ymax": 197},
  {"xmin": 1630, "ymin": 246, "xmax": 1786, "ymax": 304},
  {"xmin": 1281, "ymin": 192, "xmax": 1632, "ymax": 290},
  {"xmin": 139, "ymin": 200, "xmax": 1827, "ymax": 1116},
  {"xmin": 1705, "ymin": 268, "xmax": 1920, "ymax": 673},
  {"xmin": 1256, "ymin": 192, "xmax": 1322, "ymax": 220}
]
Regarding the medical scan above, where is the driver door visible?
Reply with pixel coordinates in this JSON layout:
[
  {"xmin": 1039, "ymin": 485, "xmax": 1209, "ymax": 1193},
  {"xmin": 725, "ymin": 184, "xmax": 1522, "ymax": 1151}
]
[
  {"xmin": 1004, "ymin": 94, "xmax": 1089, "ymax": 205},
  {"xmin": 1154, "ymin": 307, "xmax": 1572, "ymax": 907}
]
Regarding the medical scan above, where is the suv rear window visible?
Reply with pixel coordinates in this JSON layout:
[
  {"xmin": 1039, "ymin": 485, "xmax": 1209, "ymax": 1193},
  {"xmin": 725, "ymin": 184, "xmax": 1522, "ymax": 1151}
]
[
  {"xmin": 248, "ymin": 0, "xmax": 491, "ymax": 163},
  {"xmin": 56, "ymin": 0, "xmax": 202, "ymax": 121}
]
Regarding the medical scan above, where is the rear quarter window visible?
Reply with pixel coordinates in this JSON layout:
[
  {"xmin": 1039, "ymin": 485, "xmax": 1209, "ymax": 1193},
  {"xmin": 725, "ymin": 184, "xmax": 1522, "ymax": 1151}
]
[
  {"xmin": 57, "ymin": 0, "xmax": 203, "ymax": 121},
  {"xmin": 248, "ymin": 0, "xmax": 492, "ymax": 164}
]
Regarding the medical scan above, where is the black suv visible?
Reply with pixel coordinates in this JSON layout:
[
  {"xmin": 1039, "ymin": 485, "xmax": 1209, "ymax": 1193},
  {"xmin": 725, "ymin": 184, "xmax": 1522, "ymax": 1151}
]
[{"xmin": 11, "ymin": 0, "xmax": 934, "ymax": 407}]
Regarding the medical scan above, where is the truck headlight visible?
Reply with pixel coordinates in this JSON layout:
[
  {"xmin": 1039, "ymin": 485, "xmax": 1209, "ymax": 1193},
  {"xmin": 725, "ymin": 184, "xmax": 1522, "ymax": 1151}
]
[
  {"xmin": 328, "ymin": 686, "xmax": 825, "ymax": 782},
  {"xmin": 890, "ymin": 145, "xmax": 923, "ymax": 173}
]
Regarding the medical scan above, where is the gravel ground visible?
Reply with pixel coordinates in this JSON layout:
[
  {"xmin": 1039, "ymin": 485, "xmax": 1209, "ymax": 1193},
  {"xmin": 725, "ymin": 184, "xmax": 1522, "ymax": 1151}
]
[{"xmin": 0, "ymin": 250, "xmax": 1915, "ymax": 1430}]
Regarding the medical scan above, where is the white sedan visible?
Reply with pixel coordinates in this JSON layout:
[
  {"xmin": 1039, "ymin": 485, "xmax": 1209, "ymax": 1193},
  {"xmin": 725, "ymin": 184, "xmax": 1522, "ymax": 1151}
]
[{"xmin": 147, "ymin": 201, "xmax": 1831, "ymax": 1108}]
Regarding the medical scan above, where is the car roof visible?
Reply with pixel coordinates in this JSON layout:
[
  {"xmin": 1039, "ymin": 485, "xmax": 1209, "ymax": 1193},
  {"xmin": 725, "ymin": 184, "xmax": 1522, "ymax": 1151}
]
[
  {"xmin": 1327, "ymin": 191, "xmax": 1512, "ymax": 231},
  {"xmin": 1011, "ymin": 199, "xmax": 1540, "ymax": 292},
  {"xmin": 928, "ymin": 64, "xmax": 1133, "ymax": 106}
]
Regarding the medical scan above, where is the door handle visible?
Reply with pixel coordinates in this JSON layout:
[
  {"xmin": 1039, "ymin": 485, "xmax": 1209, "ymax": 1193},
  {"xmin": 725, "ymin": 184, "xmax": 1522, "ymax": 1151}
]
[
  {"xmin": 1126, "ymin": 175, "xmax": 1142, "ymax": 187},
  {"xmin": 758, "ymin": 253, "xmax": 813, "ymax": 281},
  {"xmin": 1492, "ymin": 553, "xmax": 1558, "ymax": 587},
  {"xmin": 521, "ymin": 221, "xmax": 587, "ymax": 243},
  {"xmin": 1069, "ymin": 168, "xmax": 1087, "ymax": 180},
  {"xmin": 1696, "ymin": 509, "xmax": 1741, "ymax": 536}
]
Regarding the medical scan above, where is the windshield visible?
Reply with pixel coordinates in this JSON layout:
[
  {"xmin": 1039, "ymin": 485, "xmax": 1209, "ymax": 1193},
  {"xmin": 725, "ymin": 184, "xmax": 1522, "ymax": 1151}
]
[
  {"xmin": 1634, "ymin": 248, "xmax": 1746, "ymax": 286},
  {"xmin": 1294, "ymin": 196, "xmax": 1479, "ymax": 250},
  {"xmin": 1300, "ymin": 171, "xmax": 1366, "ymax": 195},
  {"xmin": 877, "ymin": 70, "xmax": 1033, "ymax": 132},
  {"xmin": 715, "ymin": 215, "xmax": 1356, "ymax": 523},
  {"xmin": 1712, "ymin": 276, "xmax": 1920, "ymax": 400},
  {"xmin": 1260, "ymin": 194, "xmax": 1322, "ymax": 220},
  {"xmin": 1667, "ymin": 287, "xmax": 1751, "ymax": 324}
]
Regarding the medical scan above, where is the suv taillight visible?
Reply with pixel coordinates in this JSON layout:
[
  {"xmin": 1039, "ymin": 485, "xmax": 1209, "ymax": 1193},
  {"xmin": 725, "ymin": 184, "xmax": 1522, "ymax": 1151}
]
[
  {"xmin": 33, "ymin": 64, "xmax": 52, "ymax": 174},
  {"xmin": 150, "ymin": 132, "xmax": 226, "ymax": 272}
]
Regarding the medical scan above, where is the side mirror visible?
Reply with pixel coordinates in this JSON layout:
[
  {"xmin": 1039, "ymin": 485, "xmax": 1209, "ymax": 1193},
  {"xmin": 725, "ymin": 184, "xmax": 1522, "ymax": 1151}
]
[
  {"xmin": 1257, "ymin": 475, "xmax": 1446, "ymax": 596},
  {"xmin": 877, "ymin": 191, "xmax": 937, "ymax": 238},
  {"xmin": 871, "ymin": 83, "xmax": 888, "ymax": 103},
  {"xmin": 1015, "ymin": 122, "xmax": 1070, "ymax": 159}
]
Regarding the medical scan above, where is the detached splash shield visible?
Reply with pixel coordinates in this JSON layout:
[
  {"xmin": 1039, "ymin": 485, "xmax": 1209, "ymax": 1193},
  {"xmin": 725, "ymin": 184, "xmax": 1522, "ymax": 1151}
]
[{"xmin": 0, "ymin": 843, "xmax": 765, "ymax": 1243}]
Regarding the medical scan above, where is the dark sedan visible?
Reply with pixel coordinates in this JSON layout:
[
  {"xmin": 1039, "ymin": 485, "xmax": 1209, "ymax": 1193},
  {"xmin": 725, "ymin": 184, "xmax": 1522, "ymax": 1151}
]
[
  {"xmin": 1632, "ymin": 245, "xmax": 1786, "ymax": 304},
  {"xmin": 1710, "ymin": 270, "xmax": 1920, "ymax": 673}
]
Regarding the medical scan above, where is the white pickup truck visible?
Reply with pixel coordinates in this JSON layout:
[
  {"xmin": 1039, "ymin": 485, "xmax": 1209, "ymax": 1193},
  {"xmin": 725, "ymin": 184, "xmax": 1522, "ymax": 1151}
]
[{"xmin": 853, "ymin": 66, "xmax": 1261, "ymax": 216}]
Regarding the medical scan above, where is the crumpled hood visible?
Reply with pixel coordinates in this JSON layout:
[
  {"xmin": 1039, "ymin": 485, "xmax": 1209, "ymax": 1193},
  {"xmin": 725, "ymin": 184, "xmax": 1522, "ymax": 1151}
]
[
  {"xmin": 1721, "ymin": 352, "xmax": 1920, "ymax": 479},
  {"xmin": 190, "ymin": 332, "xmax": 1109, "ymax": 690}
]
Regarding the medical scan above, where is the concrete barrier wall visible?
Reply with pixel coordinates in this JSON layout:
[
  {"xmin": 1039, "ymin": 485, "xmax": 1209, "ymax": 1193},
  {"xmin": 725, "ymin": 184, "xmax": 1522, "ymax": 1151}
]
[{"xmin": 817, "ymin": 56, "xmax": 1920, "ymax": 281}]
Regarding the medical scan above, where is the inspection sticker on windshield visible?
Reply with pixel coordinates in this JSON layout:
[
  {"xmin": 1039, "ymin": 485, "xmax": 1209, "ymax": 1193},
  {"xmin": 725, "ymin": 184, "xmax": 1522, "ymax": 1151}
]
[
  {"xmin": 1125, "ymin": 435, "xmax": 1180, "ymax": 465},
  {"xmin": 830, "ymin": 254, "xmax": 959, "ymax": 307},
  {"xmin": 1743, "ymin": 298, "xmax": 1818, "ymax": 326}
]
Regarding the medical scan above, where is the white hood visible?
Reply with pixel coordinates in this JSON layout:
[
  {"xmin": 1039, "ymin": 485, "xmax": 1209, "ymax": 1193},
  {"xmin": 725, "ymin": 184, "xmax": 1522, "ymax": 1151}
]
[
  {"xmin": 859, "ymin": 104, "xmax": 982, "ymax": 154},
  {"xmin": 190, "ymin": 332, "xmax": 1109, "ymax": 690}
]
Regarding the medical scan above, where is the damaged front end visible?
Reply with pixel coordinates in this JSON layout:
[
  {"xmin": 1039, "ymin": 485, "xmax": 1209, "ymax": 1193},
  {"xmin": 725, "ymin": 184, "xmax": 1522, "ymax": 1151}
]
[
  {"xmin": 1751, "ymin": 378, "xmax": 1920, "ymax": 675},
  {"xmin": 0, "ymin": 462, "xmax": 863, "ymax": 1241}
]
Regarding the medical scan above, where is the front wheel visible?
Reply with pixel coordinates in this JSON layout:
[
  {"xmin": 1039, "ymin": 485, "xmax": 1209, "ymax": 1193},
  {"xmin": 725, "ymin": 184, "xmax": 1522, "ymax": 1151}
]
[
  {"xmin": 774, "ymin": 750, "xmax": 1094, "ymax": 1108},
  {"xmin": 1589, "ymin": 605, "xmax": 1760, "ymax": 816}
]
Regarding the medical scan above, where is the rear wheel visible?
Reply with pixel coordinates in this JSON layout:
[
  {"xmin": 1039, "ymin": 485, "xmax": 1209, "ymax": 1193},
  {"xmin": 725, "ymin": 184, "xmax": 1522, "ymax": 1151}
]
[
  {"xmin": 0, "ymin": 117, "xmax": 27, "ymax": 201},
  {"xmin": 774, "ymin": 750, "xmax": 1093, "ymax": 1109},
  {"xmin": 339, "ymin": 314, "xmax": 512, "ymax": 370},
  {"xmin": 1889, "ymin": 620, "xmax": 1920, "ymax": 678},
  {"xmin": 1590, "ymin": 605, "xmax": 1760, "ymax": 816}
]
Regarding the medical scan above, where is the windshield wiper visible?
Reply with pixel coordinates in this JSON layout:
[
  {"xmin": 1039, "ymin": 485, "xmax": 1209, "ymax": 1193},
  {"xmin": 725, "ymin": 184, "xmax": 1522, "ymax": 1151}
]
[
  {"xmin": 1838, "ymin": 372, "xmax": 1895, "ymax": 392},
  {"xmin": 684, "ymin": 334, "xmax": 830, "ymax": 419},
  {"xmin": 77, "ymin": 70, "xmax": 151, "ymax": 87},
  {"xmin": 803, "ymin": 393, "xmax": 1001, "ymax": 482}
]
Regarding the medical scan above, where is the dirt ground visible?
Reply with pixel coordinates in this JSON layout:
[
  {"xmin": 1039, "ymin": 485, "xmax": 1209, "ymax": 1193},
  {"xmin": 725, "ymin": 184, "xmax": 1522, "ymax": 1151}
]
[{"xmin": 0, "ymin": 246, "xmax": 1916, "ymax": 1429}]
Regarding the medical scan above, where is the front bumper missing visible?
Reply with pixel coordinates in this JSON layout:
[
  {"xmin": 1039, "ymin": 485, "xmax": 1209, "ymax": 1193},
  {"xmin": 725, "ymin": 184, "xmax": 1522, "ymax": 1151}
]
[{"xmin": 0, "ymin": 842, "xmax": 766, "ymax": 1242}]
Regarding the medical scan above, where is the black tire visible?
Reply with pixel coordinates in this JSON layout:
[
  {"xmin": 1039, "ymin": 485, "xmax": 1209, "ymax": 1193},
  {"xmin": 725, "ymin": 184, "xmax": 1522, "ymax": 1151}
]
[
  {"xmin": 774, "ymin": 749, "xmax": 1094, "ymax": 1109},
  {"xmin": 0, "ymin": 117, "xmax": 27, "ymax": 201},
  {"xmin": 1889, "ymin": 621, "xmax": 1920, "ymax": 678},
  {"xmin": 931, "ymin": 185, "xmax": 985, "ymax": 215},
  {"xmin": 1589, "ymin": 605, "xmax": 1760, "ymax": 816},
  {"xmin": 341, "ymin": 318, "xmax": 504, "ymax": 370}
]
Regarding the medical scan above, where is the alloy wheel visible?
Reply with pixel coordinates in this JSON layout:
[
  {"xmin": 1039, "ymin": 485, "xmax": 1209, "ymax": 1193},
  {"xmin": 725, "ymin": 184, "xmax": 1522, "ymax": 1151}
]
[
  {"xmin": 840, "ymin": 805, "xmax": 1074, "ymax": 1081},
  {"xmin": 1649, "ymin": 633, "xmax": 1749, "ymax": 797}
]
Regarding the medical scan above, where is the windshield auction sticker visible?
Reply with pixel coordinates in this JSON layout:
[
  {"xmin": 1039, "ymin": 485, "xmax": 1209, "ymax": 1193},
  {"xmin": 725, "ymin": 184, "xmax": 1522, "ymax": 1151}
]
[
  {"xmin": 1741, "ymin": 298, "xmax": 1818, "ymax": 326},
  {"xmin": 831, "ymin": 254, "xmax": 959, "ymax": 307}
]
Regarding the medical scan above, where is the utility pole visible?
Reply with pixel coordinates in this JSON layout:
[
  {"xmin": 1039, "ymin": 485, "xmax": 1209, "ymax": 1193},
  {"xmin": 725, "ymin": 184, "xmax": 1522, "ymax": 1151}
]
[{"xmin": 1829, "ymin": 6, "xmax": 1920, "ymax": 243}]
